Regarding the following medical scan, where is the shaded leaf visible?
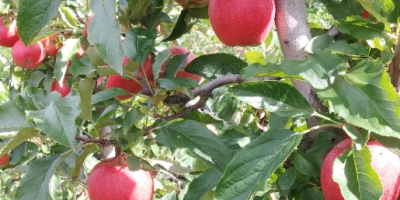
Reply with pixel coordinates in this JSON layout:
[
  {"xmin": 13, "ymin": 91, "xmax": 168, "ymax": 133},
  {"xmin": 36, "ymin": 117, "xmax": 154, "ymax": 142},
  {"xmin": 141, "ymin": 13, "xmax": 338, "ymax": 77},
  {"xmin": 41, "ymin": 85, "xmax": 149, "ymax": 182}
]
[
  {"xmin": 163, "ymin": 9, "xmax": 190, "ymax": 41},
  {"xmin": 185, "ymin": 53, "xmax": 247, "ymax": 80},
  {"xmin": 158, "ymin": 120, "xmax": 231, "ymax": 171},
  {"xmin": 337, "ymin": 19, "xmax": 385, "ymax": 41},
  {"xmin": 90, "ymin": 0, "xmax": 124, "ymax": 74},
  {"xmin": 326, "ymin": 41, "xmax": 368, "ymax": 56},
  {"xmin": 71, "ymin": 144, "xmax": 96, "ymax": 180},
  {"xmin": 17, "ymin": 0, "xmax": 61, "ymax": 44},
  {"xmin": 0, "ymin": 127, "xmax": 40, "ymax": 156},
  {"xmin": 0, "ymin": 101, "xmax": 31, "ymax": 132},
  {"xmin": 291, "ymin": 152, "xmax": 320, "ymax": 177},
  {"xmin": 16, "ymin": 155, "xmax": 61, "ymax": 200},
  {"xmin": 124, "ymin": 28, "xmax": 157, "ymax": 66},
  {"xmin": 78, "ymin": 78, "xmax": 95, "ymax": 120},
  {"xmin": 231, "ymin": 82, "xmax": 313, "ymax": 117},
  {"xmin": 91, "ymin": 88, "xmax": 129, "ymax": 104},
  {"xmin": 215, "ymin": 129, "xmax": 301, "ymax": 200},
  {"xmin": 277, "ymin": 167, "xmax": 296, "ymax": 191},
  {"xmin": 183, "ymin": 169, "xmax": 223, "ymax": 200}
]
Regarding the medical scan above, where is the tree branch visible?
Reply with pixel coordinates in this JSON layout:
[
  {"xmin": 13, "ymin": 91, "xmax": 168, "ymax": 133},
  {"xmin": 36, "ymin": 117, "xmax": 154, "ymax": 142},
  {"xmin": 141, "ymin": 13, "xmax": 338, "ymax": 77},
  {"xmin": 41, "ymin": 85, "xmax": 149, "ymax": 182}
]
[
  {"xmin": 390, "ymin": 36, "xmax": 400, "ymax": 92},
  {"xmin": 75, "ymin": 136, "xmax": 114, "ymax": 146}
]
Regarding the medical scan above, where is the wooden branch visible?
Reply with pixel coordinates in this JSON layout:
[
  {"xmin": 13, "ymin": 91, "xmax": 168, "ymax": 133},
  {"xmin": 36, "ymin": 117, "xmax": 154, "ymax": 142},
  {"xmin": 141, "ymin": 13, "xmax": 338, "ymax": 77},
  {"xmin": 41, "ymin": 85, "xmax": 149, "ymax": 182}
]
[
  {"xmin": 75, "ymin": 136, "xmax": 114, "ymax": 146},
  {"xmin": 390, "ymin": 36, "xmax": 400, "ymax": 92}
]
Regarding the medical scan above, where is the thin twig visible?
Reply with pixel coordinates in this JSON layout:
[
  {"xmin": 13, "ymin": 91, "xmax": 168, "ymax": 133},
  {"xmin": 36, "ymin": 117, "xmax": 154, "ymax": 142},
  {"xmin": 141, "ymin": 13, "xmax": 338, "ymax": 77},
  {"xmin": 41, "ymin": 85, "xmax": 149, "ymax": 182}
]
[{"xmin": 75, "ymin": 136, "xmax": 114, "ymax": 146}]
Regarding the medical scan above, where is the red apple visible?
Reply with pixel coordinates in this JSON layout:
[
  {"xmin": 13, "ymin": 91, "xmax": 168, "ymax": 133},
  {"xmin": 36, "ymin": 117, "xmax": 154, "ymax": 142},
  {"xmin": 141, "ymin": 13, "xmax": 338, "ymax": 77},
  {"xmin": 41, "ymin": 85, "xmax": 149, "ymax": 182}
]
[
  {"xmin": 12, "ymin": 40, "xmax": 46, "ymax": 69},
  {"xmin": 174, "ymin": 0, "xmax": 209, "ymax": 9},
  {"xmin": 41, "ymin": 34, "xmax": 62, "ymax": 57},
  {"xmin": 0, "ymin": 17, "xmax": 19, "ymax": 47},
  {"xmin": 321, "ymin": 138, "xmax": 400, "ymax": 200},
  {"xmin": 208, "ymin": 0, "xmax": 275, "ymax": 46},
  {"xmin": 105, "ymin": 74, "xmax": 143, "ymax": 100},
  {"xmin": 363, "ymin": 10, "xmax": 370, "ymax": 19},
  {"xmin": 87, "ymin": 157, "xmax": 154, "ymax": 200},
  {"xmin": 50, "ymin": 78, "xmax": 71, "ymax": 98},
  {"xmin": 0, "ymin": 153, "xmax": 9, "ymax": 168},
  {"xmin": 84, "ymin": 15, "xmax": 94, "ymax": 38}
]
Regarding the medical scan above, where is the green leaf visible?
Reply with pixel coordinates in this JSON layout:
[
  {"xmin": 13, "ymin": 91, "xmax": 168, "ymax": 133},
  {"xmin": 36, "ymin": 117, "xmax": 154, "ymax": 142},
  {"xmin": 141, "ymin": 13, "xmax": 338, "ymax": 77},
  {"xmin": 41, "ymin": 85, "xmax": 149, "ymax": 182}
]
[
  {"xmin": 305, "ymin": 34, "xmax": 334, "ymax": 54},
  {"xmin": 356, "ymin": 0, "xmax": 393, "ymax": 25},
  {"xmin": 16, "ymin": 155, "xmax": 61, "ymax": 200},
  {"xmin": 90, "ymin": 0, "xmax": 124, "ymax": 74},
  {"xmin": 319, "ymin": 0, "xmax": 364, "ymax": 20},
  {"xmin": 343, "ymin": 125, "xmax": 369, "ymax": 150},
  {"xmin": 59, "ymin": 7, "xmax": 78, "ymax": 28},
  {"xmin": 240, "ymin": 63, "xmax": 296, "ymax": 79},
  {"xmin": 332, "ymin": 146, "xmax": 383, "ymax": 200},
  {"xmin": 27, "ymin": 91, "xmax": 81, "ymax": 148},
  {"xmin": 123, "ymin": 28, "xmax": 157, "ymax": 66},
  {"xmin": 71, "ymin": 144, "xmax": 96, "ymax": 180},
  {"xmin": 158, "ymin": 77, "xmax": 199, "ymax": 90},
  {"xmin": 337, "ymin": 19, "xmax": 385, "ymax": 41},
  {"xmin": 326, "ymin": 41, "xmax": 368, "ymax": 56},
  {"xmin": 317, "ymin": 59, "xmax": 400, "ymax": 138},
  {"xmin": 381, "ymin": 0, "xmax": 398, "ymax": 23},
  {"xmin": 231, "ymin": 82, "xmax": 313, "ymax": 117},
  {"xmin": 163, "ymin": 9, "xmax": 191, "ymax": 41},
  {"xmin": 17, "ymin": 87, "xmax": 52, "ymax": 110},
  {"xmin": 291, "ymin": 151, "xmax": 320, "ymax": 177},
  {"xmin": 158, "ymin": 120, "xmax": 231, "ymax": 171},
  {"xmin": 17, "ymin": 0, "xmax": 61, "ymax": 44},
  {"xmin": 163, "ymin": 54, "xmax": 189, "ymax": 79},
  {"xmin": 54, "ymin": 39, "xmax": 81, "ymax": 82},
  {"xmin": 153, "ymin": 49, "xmax": 171, "ymax": 80},
  {"xmin": 183, "ymin": 169, "xmax": 223, "ymax": 200},
  {"xmin": 281, "ymin": 52, "xmax": 346, "ymax": 90},
  {"xmin": 215, "ymin": 129, "xmax": 302, "ymax": 200},
  {"xmin": 216, "ymin": 93, "xmax": 239, "ymax": 121},
  {"xmin": 277, "ymin": 167, "xmax": 296, "ymax": 191},
  {"xmin": 78, "ymin": 78, "xmax": 95, "ymax": 120},
  {"xmin": 245, "ymin": 51, "xmax": 265, "ymax": 64},
  {"xmin": 185, "ymin": 53, "xmax": 248, "ymax": 80},
  {"xmin": 0, "ymin": 101, "xmax": 31, "ymax": 132},
  {"xmin": 26, "ymin": 71, "xmax": 46, "ymax": 87},
  {"xmin": 128, "ymin": 0, "xmax": 152, "ymax": 21},
  {"xmin": 0, "ymin": 127, "xmax": 40, "ymax": 156},
  {"xmin": 91, "ymin": 88, "xmax": 129, "ymax": 104}
]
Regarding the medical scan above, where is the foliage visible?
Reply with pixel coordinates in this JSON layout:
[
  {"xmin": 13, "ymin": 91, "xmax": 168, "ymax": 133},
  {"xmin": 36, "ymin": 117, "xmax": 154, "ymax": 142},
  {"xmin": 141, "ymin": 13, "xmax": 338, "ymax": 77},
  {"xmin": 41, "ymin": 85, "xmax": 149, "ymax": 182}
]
[{"xmin": 0, "ymin": 0, "xmax": 400, "ymax": 200}]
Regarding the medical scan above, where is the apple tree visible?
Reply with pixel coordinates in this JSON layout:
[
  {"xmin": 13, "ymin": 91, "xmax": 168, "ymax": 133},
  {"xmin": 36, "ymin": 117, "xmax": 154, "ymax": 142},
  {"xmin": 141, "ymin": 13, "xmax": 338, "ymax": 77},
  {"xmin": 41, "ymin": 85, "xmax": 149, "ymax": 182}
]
[{"xmin": 1, "ymin": 0, "xmax": 400, "ymax": 199}]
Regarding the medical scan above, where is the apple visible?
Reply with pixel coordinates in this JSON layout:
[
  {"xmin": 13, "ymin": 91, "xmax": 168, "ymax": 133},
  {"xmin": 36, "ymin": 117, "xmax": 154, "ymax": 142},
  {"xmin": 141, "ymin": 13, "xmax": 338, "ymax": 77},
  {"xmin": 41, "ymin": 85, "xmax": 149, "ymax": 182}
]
[
  {"xmin": 0, "ymin": 153, "xmax": 9, "ymax": 168},
  {"xmin": 12, "ymin": 40, "xmax": 46, "ymax": 69},
  {"xmin": 321, "ymin": 138, "xmax": 400, "ymax": 200},
  {"xmin": 0, "ymin": 17, "xmax": 19, "ymax": 47},
  {"xmin": 41, "ymin": 34, "xmax": 62, "ymax": 57},
  {"xmin": 208, "ymin": 0, "xmax": 275, "ymax": 47},
  {"xmin": 105, "ymin": 74, "xmax": 143, "ymax": 101},
  {"xmin": 87, "ymin": 157, "xmax": 154, "ymax": 200},
  {"xmin": 50, "ymin": 78, "xmax": 71, "ymax": 98},
  {"xmin": 363, "ymin": 10, "xmax": 370, "ymax": 19},
  {"xmin": 84, "ymin": 15, "xmax": 94, "ymax": 38},
  {"xmin": 174, "ymin": 0, "xmax": 209, "ymax": 9}
]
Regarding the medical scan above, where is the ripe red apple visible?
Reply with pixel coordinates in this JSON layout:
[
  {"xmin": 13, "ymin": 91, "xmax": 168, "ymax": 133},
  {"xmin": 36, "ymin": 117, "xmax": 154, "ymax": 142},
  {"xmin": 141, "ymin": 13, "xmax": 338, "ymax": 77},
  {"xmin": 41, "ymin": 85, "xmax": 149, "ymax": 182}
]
[
  {"xmin": 50, "ymin": 78, "xmax": 71, "ymax": 98},
  {"xmin": 84, "ymin": 15, "xmax": 94, "ymax": 38},
  {"xmin": 0, "ymin": 17, "xmax": 19, "ymax": 47},
  {"xmin": 208, "ymin": 0, "xmax": 275, "ymax": 47},
  {"xmin": 41, "ymin": 34, "xmax": 62, "ymax": 57},
  {"xmin": 0, "ymin": 153, "xmax": 9, "ymax": 168},
  {"xmin": 12, "ymin": 40, "xmax": 46, "ymax": 69},
  {"xmin": 87, "ymin": 157, "xmax": 154, "ymax": 200},
  {"xmin": 321, "ymin": 138, "xmax": 400, "ymax": 200},
  {"xmin": 174, "ymin": 0, "xmax": 209, "ymax": 9},
  {"xmin": 105, "ymin": 74, "xmax": 143, "ymax": 100}
]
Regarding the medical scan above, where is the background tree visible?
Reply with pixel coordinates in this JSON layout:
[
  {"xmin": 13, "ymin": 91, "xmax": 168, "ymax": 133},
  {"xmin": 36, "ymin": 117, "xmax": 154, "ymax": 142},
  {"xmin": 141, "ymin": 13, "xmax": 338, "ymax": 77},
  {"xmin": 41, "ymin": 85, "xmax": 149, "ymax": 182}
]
[{"xmin": 1, "ymin": 0, "xmax": 400, "ymax": 200}]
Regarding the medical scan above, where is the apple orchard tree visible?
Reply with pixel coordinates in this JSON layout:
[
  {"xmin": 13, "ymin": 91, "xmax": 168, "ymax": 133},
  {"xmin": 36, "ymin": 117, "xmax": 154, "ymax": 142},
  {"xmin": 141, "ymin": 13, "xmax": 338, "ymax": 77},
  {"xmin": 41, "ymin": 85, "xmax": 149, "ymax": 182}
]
[{"xmin": 1, "ymin": 0, "xmax": 400, "ymax": 199}]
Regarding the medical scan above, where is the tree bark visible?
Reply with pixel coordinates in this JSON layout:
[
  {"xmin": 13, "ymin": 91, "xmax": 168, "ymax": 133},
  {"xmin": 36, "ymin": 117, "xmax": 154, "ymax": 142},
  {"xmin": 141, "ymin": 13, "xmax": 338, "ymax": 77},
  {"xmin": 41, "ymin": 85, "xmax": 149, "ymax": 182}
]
[
  {"xmin": 390, "ymin": 36, "xmax": 400, "ymax": 92},
  {"xmin": 275, "ymin": 0, "xmax": 327, "ymax": 150}
]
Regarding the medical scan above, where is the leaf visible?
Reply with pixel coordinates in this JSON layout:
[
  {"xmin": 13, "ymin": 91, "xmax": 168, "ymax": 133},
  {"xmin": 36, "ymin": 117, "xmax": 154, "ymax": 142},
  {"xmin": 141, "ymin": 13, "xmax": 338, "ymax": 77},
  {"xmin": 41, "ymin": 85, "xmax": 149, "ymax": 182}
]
[
  {"xmin": 90, "ymin": 0, "xmax": 124, "ymax": 74},
  {"xmin": 54, "ymin": 39, "xmax": 81, "ymax": 82},
  {"xmin": 337, "ymin": 19, "xmax": 385, "ymax": 41},
  {"xmin": 183, "ymin": 169, "xmax": 223, "ymax": 200},
  {"xmin": 17, "ymin": 0, "xmax": 61, "ymax": 44},
  {"xmin": 0, "ymin": 127, "xmax": 40, "ymax": 156},
  {"xmin": 163, "ymin": 54, "xmax": 189, "ymax": 79},
  {"xmin": 343, "ymin": 125, "xmax": 369, "ymax": 150},
  {"xmin": 78, "ymin": 78, "xmax": 95, "ymax": 120},
  {"xmin": 149, "ymin": 159, "xmax": 194, "ymax": 174},
  {"xmin": 277, "ymin": 167, "xmax": 296, "ymax": 191},
  {"xmin": 157, "ymin": 120, "xmax": 231, "ymax": 171},
  {"xmin": 291, "ymin": 151, "xmax": 320, "ymax": 177},
  {"xmin": 153, "ymin": 49, "xmax": 171, "ymax": 80},
  {"xmin": 71, "ymin": 144, "xmax": 96, "ymax": 180},
  {"xmin": 317, "ymin": 59, "xmax": 400, "ymax": 139},
  {"xmin": 123, "ymin": 28, "xmax": 157, "ymax": 66},
  {"xmin": 0, "ymin": 101, "xmax": 31, "ymax": 132},
  {"xmin": 185, "ymin": 53, "xmax": 248, "ymax": 80},
  {"xmin": 320, "ymin": 0, "xmax": 364, "ymax": 20},
  {"xmin": 27, "ymin": 91, "xmax": 81, "ymax": 148},
  {"xmin": 91, "ymin": 88, "xmax": 129, "ymax": 104},
  {"xmin": 158, "ymin": 77, "xmax": 199, "ymax": 90},
  {"xmin": 245, "ymin": 51, "xmax": 265, "ymax": 64},
  {"xmin": 231, "ymin": 82, "xmax": 313, "ymax": 117},
  {"xmin": 216, "ymin": 93, "xmax": 239, "ymax": 121},
  {"xmin": 240, "ymin": 63, "xmax": 297, "ymax": 79},
  {"xmin": 215, "ymin": 129, "xmax": 302, "ymax": 200},
  {"xmin": 332, "ymin": 146, "xmax": 383, "ymax": 200},
  {"xmin": 128, "ymin": 0, "xmax": 152, "ymax": 21},
  {"xmin": 163, "ymin": 9, "xmax": 190, "ymax": 41},
  {"xmin": 305, "ymin": 34, "xmax": 334, "ymax": 54},
  {"xmin": 16, "ymin": 155, "xmax": 61, "ymax": 200},
  {"xmin": 59, "ymin": 7, "xmax": 78, "ymax": 28},
  {"xmin": 326, "ymin": 40, "xmax": 369, "ymax": 56},
  {"xmin": 281, "ymin": 52, "xmax": 346, "ymax": 90},
  {"xmin": 26, "ymin": 71, "xmax": 46, "ymax": 87}
]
